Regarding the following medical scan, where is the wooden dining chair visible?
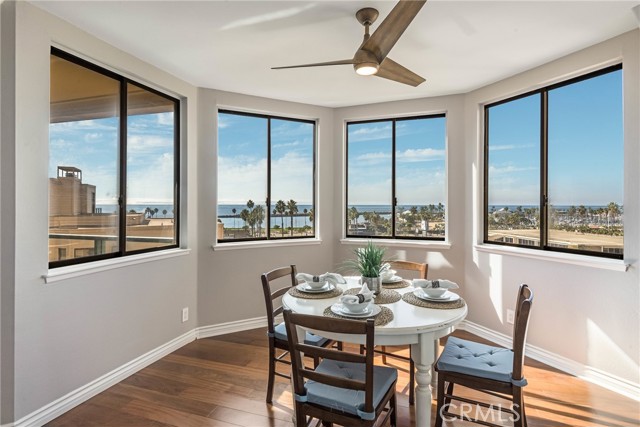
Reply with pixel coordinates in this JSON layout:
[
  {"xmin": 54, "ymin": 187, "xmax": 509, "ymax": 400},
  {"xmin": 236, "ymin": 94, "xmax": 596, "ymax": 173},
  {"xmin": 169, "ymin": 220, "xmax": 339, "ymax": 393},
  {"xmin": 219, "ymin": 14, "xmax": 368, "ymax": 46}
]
[
  {"xmin": 434, "ymin": 284, "xmax": 534, "ymax": 427},
  {"xmin": 283, "ymin": 310, "xmax": 397, "ymax": 427},
  {"xmin": 377, "ymin": 260, "xmax": 428, "ymax": 405},
  {"xmin": 260, "ymin": 265, "xmax": 338, "ymax": 404}
]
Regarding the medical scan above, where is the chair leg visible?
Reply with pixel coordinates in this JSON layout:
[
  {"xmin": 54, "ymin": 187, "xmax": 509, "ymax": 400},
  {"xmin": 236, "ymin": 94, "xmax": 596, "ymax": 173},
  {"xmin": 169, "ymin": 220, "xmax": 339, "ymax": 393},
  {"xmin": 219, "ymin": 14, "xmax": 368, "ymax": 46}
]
[
  {"xmin": 359, "ymin": 344, "xmax": 365, "ymax": 355},
  {"xmin": 380, "ymin": 345, "xmax": 388, "ymax": 364},
  {"xmin": 321, "ymin": 422, "xmax": 332, "ymax": 427},
  {"xmin": 409, "ymin": 357, "xmax": 415, "ymax": 405},
  {"xmin": 390, "ymin": 389, "xmax": 397, "ymax": 427},
  {"xmin": 313, "ymin": 355, "xmax": 320, "ymax": 369},
  {"xmin": 444, "ymin": 380, "xmax": 454, "ymax": 408},
  {"xmin": 266, "ymin": 344, "xmax": 276, "ymax": 404},
  {"xmin": 434, "ymin": 374, "xmax": 446, "ymax": 427},
  {"xmin": 336, "ymin": 341, "xmax": 343, "ymax": 351},
  {"xmin": 295, "ymin": 406, "xmax": 307, "ymax": 427},
  {"xmin": 513, "ymin": 387, "xmax": 526, "ymax": 427}
]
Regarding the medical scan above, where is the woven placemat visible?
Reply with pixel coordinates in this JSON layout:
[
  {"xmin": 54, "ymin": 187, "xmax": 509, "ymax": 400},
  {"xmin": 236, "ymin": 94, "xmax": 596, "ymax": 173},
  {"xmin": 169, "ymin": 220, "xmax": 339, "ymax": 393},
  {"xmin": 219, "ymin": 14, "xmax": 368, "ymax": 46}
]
[
  {"xmin": 343, "ymin": 288, "xmax": 401, "ymax": 304},
  {"xmin": 382, "ymin": 280, "xmax": 410, "ymax": 289},
  {"xmin": 287, "ymin": 286, "xmax": 343, "ymax": 299},
  {"xmin": 323, "ymin": 305, "xmax": 394, "ymax": 326},
  {"xmin": 402, "ymin": 292, "xmax": 466, "ymax": 309}
]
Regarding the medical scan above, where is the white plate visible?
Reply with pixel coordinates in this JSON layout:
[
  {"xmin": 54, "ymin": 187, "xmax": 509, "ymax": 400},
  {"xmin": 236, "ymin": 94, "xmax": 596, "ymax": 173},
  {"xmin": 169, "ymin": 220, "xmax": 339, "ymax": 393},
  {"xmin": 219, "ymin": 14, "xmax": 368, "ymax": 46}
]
[
  {"xmin": 296, "ymin": 282, "xmax": 334, "ymax": 293},
  {"xmin": 382, "ymin": 275, "xmax": 403, "ymax": 283},
  {"xmin": 413, "ymin": 289, "xmax": 460, "ymax": 302},
  {"xmin": 331, "ymin": 303, "xmax": 381, "ymax": 318}
]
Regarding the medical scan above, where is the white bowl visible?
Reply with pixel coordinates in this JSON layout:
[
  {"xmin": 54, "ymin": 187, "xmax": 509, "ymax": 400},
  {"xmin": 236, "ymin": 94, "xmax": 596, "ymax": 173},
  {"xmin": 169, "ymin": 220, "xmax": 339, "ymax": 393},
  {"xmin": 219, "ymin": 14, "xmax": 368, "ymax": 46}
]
[
  {"xmin": 342, "ymin": 300, "xmax": 370, "ymax": 313},
  {"xmin": 422, "ymin": 287, "xmax": 447, "ymax": 298},
  {"xmin": 306, "ymin": 280, "xmax": 328, "ymax": 289}
]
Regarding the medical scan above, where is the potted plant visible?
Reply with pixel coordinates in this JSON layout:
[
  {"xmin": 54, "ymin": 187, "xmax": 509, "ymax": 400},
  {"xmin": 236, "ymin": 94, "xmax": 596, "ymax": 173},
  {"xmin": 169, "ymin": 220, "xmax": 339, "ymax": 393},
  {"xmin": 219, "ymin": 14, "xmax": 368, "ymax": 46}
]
[{"xmin": 344, "ymin": 241, "xmax": 386, "ymax": 294}]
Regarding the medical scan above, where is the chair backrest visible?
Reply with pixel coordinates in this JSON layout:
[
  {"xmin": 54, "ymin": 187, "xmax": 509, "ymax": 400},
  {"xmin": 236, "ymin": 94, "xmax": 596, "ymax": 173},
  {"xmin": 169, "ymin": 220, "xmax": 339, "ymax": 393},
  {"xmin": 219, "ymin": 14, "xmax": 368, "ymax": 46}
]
[
  {"xmin": 511, "ymin": 284, "xmax": 534, "ymax": 382},
  {"xmin": 283, "ymin": 310, "xmax": 376, "ymax": 414},
  {"xmin": 389, "ymin": 260, "xmax": 428, "ymax": 279},
  {"xmin": 260, "ymin": 265, "xmax": 298, "ymax": 336}
]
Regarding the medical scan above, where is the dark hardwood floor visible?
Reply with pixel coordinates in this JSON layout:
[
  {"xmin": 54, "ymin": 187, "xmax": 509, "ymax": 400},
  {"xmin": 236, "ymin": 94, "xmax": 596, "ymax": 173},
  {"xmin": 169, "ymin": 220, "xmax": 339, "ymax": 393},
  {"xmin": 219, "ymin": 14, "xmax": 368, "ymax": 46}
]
[{"xmin": 46, "ymin": 329, "xmax": 640, "ymax": 426}]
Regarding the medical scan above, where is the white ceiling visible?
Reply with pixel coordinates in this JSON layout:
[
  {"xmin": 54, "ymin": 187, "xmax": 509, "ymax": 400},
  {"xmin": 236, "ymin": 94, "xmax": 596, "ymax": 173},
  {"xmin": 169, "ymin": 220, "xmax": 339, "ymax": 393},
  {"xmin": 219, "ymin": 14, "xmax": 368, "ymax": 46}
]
[{"xmin": 33, "ymin": 1, "xmax": 640, "ymax": 108}]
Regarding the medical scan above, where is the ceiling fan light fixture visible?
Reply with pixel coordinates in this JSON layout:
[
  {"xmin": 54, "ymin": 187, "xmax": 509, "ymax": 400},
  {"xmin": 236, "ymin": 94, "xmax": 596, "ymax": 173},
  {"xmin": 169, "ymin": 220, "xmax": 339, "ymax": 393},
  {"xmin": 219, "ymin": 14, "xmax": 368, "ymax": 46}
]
[{"xmin": 354, "ymin": 62, "xmax": 379, "ymax": 76}]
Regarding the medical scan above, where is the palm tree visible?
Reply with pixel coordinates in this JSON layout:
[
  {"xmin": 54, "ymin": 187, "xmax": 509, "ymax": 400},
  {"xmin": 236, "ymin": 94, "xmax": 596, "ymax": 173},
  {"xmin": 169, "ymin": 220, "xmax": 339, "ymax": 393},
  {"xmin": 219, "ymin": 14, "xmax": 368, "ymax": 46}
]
[
  {"xmin": 153, "ymin": 207, "xmax": 159, "ymax": 218},
  {"xmin": 252, "ymin": 205, "xmax": 265, "ymax": 237},
  {"xmin": 349, "ymin": 206, "xmax": 359, "ymax": 229},
  {"xmin": 232, "ymin": 208, "xmax": 237, "ymax": 229},
  {"xmin": 303, "ymin": 208, "xmax": 308, "ymax": 228},
  {"xmin": 287, "ymin": 199, "xmax": 298, "ymax": 236},
  {"xmin": 162, "ymin": 209, "xmax": 167, "ymax": 218},
  {"xmin": 240, "ymin": 208, "xmax": 250, "ymax": 233},
  {"xmin": 275, "ymin": 199, "xmax": 286, "ymax": 236}
]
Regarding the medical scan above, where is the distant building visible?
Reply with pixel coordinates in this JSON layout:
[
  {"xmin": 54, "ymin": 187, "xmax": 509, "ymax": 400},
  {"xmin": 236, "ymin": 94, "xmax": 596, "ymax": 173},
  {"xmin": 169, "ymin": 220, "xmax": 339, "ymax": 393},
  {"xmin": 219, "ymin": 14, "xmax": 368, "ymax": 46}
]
[{"xmin": 49, "ymin": 166, "xmax": 96, "ymax": 215}]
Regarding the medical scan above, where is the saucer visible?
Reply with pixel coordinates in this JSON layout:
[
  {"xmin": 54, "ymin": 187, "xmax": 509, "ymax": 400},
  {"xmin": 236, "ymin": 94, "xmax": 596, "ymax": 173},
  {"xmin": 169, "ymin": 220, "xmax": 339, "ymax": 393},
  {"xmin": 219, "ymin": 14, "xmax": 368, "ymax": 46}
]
[
  {"xmin": 382, "ymin": 275, "xmax": 403, "ymax": 283},
  {"xmin": 413, "ymin": 289, "xmax": 460, "ymax": 302},
  {"xmin": 330, "ymin": 303, "xmax": 381, "ymax": 318},
  {"xmin": 296, "ymin": 282, "xmax": 334, "ymax": 293}
]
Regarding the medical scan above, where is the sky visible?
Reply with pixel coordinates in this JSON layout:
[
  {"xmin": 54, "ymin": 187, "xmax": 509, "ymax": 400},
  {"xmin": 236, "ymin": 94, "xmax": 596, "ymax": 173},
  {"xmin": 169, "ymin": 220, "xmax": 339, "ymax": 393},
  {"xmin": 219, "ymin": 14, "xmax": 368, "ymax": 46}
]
[
  {"xmin": 347, "ymin": 117, "xmax": 446, "ymax": 206},
  {"xmin": 487, "ymin": 68, "xmax": 623, "ymax": 207},
  {"xmin": 217, "ymin": 113, "xmax": 314, "ymax": 206},
  {"xmin": 49, "ymin": 111, "xmax": 175, "ymax": 207},
  {"xmin": 51, "ymin": 68, "xmax": 622, "ymax": 212}
]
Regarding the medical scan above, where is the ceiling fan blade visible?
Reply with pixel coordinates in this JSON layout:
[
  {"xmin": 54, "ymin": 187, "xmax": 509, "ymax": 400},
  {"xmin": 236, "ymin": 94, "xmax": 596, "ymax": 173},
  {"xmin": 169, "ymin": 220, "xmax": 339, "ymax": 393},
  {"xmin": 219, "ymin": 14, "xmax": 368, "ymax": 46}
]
[
  {"xmin": 362, "ymin": 0, "xmax": 426, "ymax": 63},
  {"xmin": 375, "ymin": 57, "xmax": 425, "ymax": 87},
  {"xmin": 272, "ymin": 59, "xmax": 354, "ymax": 70}
]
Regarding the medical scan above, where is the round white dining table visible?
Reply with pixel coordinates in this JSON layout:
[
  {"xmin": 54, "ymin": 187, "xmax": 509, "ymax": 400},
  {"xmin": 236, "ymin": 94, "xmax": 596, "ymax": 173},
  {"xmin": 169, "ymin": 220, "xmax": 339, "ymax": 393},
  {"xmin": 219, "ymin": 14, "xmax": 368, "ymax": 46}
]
[{"xmin": 282, "ymin": 277, "xmax": 468, "ymax": 427}]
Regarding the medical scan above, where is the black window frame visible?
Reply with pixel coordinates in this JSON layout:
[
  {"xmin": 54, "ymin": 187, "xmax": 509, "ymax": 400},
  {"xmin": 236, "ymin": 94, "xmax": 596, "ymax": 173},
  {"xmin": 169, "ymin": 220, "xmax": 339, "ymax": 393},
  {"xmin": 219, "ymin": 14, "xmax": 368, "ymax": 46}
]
[
  {"xmin": 483, "ymin": 64, "xmax": 623, "ymax": 260},
  {"xmin": 217, "ymin": 109, "xmax": 317, "ymax": 243},
  {"xmin": 49, "ymin": 47, "xmax": 181, "ymax": 268},
  {"xmin": 345, "ymin": 114, "xmax": 447, "ymax": 241}
]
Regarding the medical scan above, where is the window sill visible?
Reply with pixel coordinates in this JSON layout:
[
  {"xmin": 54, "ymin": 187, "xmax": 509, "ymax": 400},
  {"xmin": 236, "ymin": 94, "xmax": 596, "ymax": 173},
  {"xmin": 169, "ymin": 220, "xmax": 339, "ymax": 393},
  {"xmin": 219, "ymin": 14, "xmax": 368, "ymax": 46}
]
[
  {"xmin": 43, "ymin": 248, "xmax": 192, "ymax": 284},
  {"xmin": 212, "ymin": 238, "xmax": 322, "ymax": 251},
  {"xmin": 474, "ymin": 244, "xmax": 629, "ymax": 272},
  {"xmin": 340, "ymin": 238, "xmax": 451, "ymax": 250}
]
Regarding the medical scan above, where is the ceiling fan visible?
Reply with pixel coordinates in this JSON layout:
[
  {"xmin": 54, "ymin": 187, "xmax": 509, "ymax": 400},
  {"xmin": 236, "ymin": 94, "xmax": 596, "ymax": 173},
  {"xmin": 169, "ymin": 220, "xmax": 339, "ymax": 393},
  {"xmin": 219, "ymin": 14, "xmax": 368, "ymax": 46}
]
[{"xmin": 272, "ymin": 0, "xmax": 426, "ymax": 87}]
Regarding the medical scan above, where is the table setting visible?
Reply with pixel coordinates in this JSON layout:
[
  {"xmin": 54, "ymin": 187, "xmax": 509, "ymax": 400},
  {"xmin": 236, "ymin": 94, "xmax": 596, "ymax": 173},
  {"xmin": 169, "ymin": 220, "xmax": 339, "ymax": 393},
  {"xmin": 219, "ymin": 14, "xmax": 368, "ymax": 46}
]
[{"xmin": 281, "ymin": 241, "xmax": 468, "ymax": 427}]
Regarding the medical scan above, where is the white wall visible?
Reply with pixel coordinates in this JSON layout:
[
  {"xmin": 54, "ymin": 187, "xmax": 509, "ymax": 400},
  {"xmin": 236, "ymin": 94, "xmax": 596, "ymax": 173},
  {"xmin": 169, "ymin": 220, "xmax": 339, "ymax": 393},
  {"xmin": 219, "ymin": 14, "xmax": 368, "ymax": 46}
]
[
  {"xmin": 332, "ymin": 96, "xmax": 467, "ymax": 288},
  {"xmin": 196, "ymin": 89, "xmax": 335, "ymax": 327},
  {"xmin": 464, "ymin": 30, "xmax": 640, "ymax": 386},
  {"xmin": 8, "ymin": 2, "xmax": 199, "ymax": 420}
]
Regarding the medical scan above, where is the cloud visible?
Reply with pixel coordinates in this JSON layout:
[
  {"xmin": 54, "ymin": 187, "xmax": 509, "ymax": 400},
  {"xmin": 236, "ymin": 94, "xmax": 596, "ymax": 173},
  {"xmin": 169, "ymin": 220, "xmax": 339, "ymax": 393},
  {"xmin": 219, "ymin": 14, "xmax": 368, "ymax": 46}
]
[
  {"xmin": 348, "ymin": 124, "xmax": 392, "ymax": 143},
  {"xmin": 128, "ymin": 135, "xmax": 173, "ymax": 154},
  {"xmin": 489, "ymin": 144, "xmax": 535, "ymax": 151},
  {"xmin": 218, "ymin": 151, "xmax": 313, "ymax": 205},
  {"xmin": 273, "ymin": 140, "xmax": 301, "ymax": 149},
  {"xmin": 397, "ymin": 148, "xmax": 445, "ymax": 162},
  {"xmin": 488, "ymin": 164, "xmax": 537, "ymax": 175},
  {"xmin": 156, "ymin": 112, "xmax": 174, "ymax": 126}
]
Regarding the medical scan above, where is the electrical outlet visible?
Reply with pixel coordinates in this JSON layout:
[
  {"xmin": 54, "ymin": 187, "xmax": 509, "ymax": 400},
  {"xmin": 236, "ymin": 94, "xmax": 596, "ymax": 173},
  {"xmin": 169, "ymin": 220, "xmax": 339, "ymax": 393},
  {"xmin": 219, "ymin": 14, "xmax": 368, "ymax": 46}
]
[
  {"xmin": 506, "ymin": 309, "xmax": 515, "ymax": 325},
  {"xmin": 182, "ymin": 307, "xmax": 189, "ymax": 323}
]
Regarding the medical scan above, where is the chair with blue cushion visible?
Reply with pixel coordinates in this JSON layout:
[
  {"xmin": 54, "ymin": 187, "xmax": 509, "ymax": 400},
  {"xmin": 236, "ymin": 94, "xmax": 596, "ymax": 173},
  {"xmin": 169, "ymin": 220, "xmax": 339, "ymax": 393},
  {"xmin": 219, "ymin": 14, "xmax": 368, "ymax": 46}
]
[
  {"xmin": 283, "ymin": 309, "xmax": 397, "ymax": 427},
  {"xmin": 435, "ymin": 284, "xmax": 534, "ymax": 427},
  {"xmin": 260, "ymin": 265, "xmax": 339, "ymax": 404}
]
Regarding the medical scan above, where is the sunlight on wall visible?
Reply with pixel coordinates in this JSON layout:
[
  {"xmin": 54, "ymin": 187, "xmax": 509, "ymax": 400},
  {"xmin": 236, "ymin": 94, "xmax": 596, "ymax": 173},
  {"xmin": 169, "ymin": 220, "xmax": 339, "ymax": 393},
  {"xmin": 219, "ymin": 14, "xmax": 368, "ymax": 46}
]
[
  {"xmin": 488, "ymin": 253, "xmax": 504, "ymax": 323},
  {"xmin": 587, "ymin": 318, "xmax": 640, "ymax": 383}
]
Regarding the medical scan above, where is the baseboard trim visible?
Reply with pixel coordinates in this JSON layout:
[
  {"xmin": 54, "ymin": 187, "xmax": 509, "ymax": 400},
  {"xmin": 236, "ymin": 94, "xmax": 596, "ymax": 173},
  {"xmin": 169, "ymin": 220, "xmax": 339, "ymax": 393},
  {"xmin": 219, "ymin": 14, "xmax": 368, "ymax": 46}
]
[
  {"xmin": 459, "ymin": 320, "xmax": 640, "ymax": 402},
  {"xmin": 12, "ymin": 329, "xmax": 197, "ymax": 427},
  {"xmin": 196, "ymin": 315, "xmax": 268, "ymax": 338}
]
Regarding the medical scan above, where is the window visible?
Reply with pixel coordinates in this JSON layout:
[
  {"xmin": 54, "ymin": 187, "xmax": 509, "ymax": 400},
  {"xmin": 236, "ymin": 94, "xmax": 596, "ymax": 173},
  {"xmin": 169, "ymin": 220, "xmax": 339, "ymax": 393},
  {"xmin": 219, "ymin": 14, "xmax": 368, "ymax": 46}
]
[
  {"xmin": 217, "ymin": 110, "xmax": 316, "ymax": 242},
  {"xmin": 484, "ymin": 65, "xmax": 623, "ymax": 259},
  {"xmin": 49, "ymin": 48, "xmax": 180, "ymax": 267},
  {"xmin": 346, "ymin": 115, "xmax": 446, "ymax": 240}
]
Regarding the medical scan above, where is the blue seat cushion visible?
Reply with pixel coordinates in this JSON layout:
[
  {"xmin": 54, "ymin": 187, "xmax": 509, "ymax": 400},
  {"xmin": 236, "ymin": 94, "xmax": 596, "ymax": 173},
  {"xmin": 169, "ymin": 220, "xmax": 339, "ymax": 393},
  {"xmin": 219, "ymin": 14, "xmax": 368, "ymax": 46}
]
[
  {"xmin": 301, "ymin": 359, "xmax": 397, "ymax": 420},
  {"xmin": 274, "ymin": 322, "xmax": 330, "ymax": 347},
  {"xmin": 437, "ymin": 336, "xmax": 526, "ymax": 386}
]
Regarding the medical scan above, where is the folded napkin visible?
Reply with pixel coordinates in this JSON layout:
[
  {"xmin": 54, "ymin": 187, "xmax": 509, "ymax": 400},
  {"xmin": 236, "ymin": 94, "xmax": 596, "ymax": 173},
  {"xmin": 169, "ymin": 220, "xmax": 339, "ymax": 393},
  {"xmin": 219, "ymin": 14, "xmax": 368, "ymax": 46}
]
[
  {"xmin": 296, "ymin": 272, "xmax": 347, "ymax": 285},
  {"xmin": 412, "ymin": 279, "xmax": 459, "ymax": 290},
  {"xmin": 340, "ymin": 283, "xmax": 374, "ymax": 305}
]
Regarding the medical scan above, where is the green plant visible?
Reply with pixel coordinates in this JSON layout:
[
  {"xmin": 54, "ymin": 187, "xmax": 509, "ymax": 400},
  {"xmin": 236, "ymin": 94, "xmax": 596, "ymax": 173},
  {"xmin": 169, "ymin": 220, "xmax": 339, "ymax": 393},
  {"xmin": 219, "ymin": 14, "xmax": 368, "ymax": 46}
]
[{"xmin": 344, "ymin": 241, "xmax": 386, "ymax": 278}]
